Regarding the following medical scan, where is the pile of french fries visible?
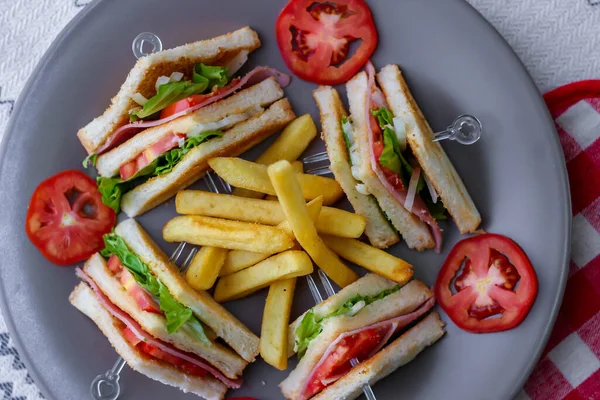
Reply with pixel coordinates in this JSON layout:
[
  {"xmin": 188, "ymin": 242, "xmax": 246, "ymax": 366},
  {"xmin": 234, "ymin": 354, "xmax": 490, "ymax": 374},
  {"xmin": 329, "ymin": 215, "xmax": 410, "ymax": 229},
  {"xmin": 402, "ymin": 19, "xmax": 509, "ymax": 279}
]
[{"xmin": 162, "ymin": 115, "xmax": 414, "ymax": 370}]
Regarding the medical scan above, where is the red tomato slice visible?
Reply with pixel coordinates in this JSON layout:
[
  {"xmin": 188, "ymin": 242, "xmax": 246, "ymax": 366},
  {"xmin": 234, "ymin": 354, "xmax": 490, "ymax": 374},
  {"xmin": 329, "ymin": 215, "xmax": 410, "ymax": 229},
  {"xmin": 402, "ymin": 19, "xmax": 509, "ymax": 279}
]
[
  {"xmin": 107, "ymin": 254, "xmax": 123, "ymax": 274},
  {"xmin": 434, "ymin": 234, "xmax": 538, "ymax": 333},
  {"xmin": 304, "ymin": 327, "xmax": 383, "ymax": 398},
  {"xmin": 159, "ymin": 78, "xmax": 241, "ymax": 119},
  {"xmin": 276, "ymin": 0, "xmax": 378, "ymax": 85},
  {"xmin": 25, "ymin": 170, "xmax": 116, "ymax": 265},
  {"xmin": 119, "ymin": 268, "xmax": 162, "ymax": 314},
  {"xmin": 122, "ymin": 327, "xmax": 207, "ymax": 377},
  {"xmin": 119, "ymin": 133, "xmax": 185, "ymax": 180}
]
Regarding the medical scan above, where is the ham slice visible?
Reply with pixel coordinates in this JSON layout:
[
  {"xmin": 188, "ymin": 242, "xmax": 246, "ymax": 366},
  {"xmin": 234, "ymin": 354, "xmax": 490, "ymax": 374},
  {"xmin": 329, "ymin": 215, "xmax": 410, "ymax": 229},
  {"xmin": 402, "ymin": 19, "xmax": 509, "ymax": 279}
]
[
  {"xmin": 95, "ymin": 66, "xmax": 291, "ymax": 155},
  {"xmin": 364, "ymin": 61, "xmax": 443, "ymax": 252},
  {"xmin": 300, "ymin": 296, "xmax": 436, "ymax": 400},
  {"xmin": 76, "ymin": 268, "xmax": 242, "ymax": 389}
]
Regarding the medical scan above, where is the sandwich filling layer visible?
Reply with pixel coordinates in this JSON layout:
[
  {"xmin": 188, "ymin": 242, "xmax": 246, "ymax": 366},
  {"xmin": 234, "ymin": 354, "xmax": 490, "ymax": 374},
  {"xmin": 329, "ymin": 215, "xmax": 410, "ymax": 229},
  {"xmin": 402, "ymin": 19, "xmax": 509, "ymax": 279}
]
[
  {"xmin": 294, "ymin": 285, "xmax": 402, "ymax": 358},
  {"xmin": 76, "ymin": 268, "xmax": 242, "ymax": 389},
  {"xmin": 94, "ymin": 106, "xmax": 261, "ymax": 214},
  {"xmin": 89, "ymin": 66, "xmax": 291, "ymax": 157},
  {"xmin": 363, "ymin": 62, "xmax": 443, "ymax": 251},
  {"xmin": 300, "ymin": 296, "xmax": 436, "ymax": 399},
  {"xmin": 98, "ymin": 232, "xmax": 210, "ymax": 343}
]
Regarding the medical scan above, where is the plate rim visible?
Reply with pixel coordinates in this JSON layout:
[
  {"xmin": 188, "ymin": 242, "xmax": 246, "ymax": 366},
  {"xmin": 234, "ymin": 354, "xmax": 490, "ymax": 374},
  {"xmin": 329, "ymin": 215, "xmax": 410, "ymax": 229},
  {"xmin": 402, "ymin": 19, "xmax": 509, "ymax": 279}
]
[{"xmin": 0, "ymin": 0, "xmax": 572, "ymax": 399}]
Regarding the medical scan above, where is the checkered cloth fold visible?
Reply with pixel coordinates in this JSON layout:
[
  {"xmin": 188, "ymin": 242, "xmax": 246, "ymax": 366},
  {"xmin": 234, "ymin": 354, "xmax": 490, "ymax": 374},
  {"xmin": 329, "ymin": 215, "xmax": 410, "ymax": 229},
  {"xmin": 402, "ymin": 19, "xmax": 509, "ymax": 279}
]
[{"xmin": 520, "ymin": 81, "xmax": 600, "ymax": 400}]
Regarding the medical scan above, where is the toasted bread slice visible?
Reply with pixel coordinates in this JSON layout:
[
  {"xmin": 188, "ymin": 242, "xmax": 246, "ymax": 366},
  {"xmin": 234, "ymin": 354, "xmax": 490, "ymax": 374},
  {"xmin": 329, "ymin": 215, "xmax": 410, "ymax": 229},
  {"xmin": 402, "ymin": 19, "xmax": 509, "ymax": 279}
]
[
  {"xmin": 346, "ymin": 72, "xmax": 434, "ymax": 250},
  {"xmin": 70, "ymin": 283, "xmax": 228, "ymax": 400},
  {"xmin": 377, "ymin": 65, "xmax": 481, "ymax": 234},
  {"xmin": 82, "ymin": 253, "xmax": 246, "ymax": 379},
  {"xmin": 96, "ymin": 77, "xmax": 284, "ymax": 178},
  {"xmin": 313, "ymin": 86, "xmax": 399, "ymax": 249},
  {"xmin": 121, "ymin": 98, "xmax": 296, "ymax": 217},
  {"xmin": 312, "ymin": 313, "xmax": 445, "ymax": 400},
  {"xmin": 78, "ymin": 26, "xmax": 261, "ymax": 154},
  {"xmin": 115, "ymin": 219, "xmax": 260, "ymax": 363},
  {"xmin": 280, "ymin": 280, "xmax": 433, "ymax": 400}
]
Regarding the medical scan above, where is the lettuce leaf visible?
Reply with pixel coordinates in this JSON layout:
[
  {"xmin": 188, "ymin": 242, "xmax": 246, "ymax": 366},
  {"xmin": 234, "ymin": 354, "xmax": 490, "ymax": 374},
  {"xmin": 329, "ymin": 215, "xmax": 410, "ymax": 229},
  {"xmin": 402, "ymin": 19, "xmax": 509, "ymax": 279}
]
[
  {"xmin": 294, "ymin": 285, "xmax": 401, "ymax": 359},
  {"xmin": 371, "ymin": 108, "xmax": 446, "ymax": 219},
  {"xmin": 379, "ymin": 127, "xmax": 402, "ymax": 175},
  {"xmin": 130, "ymin": 80, "xmax": 209, "ymax": 120},
  {"xmin": 96, "ymin": 130, "xmax": 222, "ymax": 213},
  {"xmin": 340, "ymin": 116, "xmax": 353, "ymax": 161},
  {"xmin": 294, "ymin": 310, "xmax": 323, "ymax": 359},
  {"xmin": 194, "ymin": 63, "xmax": 228, "ymax": 88},
  {"xmin": 101, "ymin": 233, "xmax": 210, "ymax": 344},
  {"xmin": 82, "ymin": 153, "xmax": 98, "ymax": 168},
  {"xmin": 372, "ymin": 108, "xmax": 412, "ymax": 184},
  {"xmin": 130, "ymin": 63, "xmax": 229, "ymax": 121}
]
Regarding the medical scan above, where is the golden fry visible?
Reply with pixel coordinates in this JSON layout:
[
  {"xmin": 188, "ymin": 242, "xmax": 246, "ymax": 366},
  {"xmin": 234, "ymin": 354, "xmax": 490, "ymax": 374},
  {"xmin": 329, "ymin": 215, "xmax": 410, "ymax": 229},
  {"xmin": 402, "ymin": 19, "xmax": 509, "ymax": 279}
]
[
  {"xmin": 264, "ymin": 161, "xmax": 303, "ymax": 200},
  {"xmin": 185, "ymin": 246, "xmax": 228, "ymax": 290},
  {"xmin": 322, "ymin": 236, "xmax": 414, "ymax": 285},
  {"xmin": 221, "ymin": 250, "xmax": 271, "ymax": 277},
  {"xmin": 176, "ymin": 190, "xmax": 365, "ymax": 238},
  {"xmin": 209, "ymin": 157, "xmax": 343, "ymax": 205},
  {"xmin": 260, "ymin": 278, "xmax": 297, "ymax": 370},
  {"xmin": 233, "ymin": 115, "xmax": 316, "ymax": 198},
  {"xmin": 267, "ymin": 160, "xmax": 359, "ymax": 288},
  {"xmin": 214, "ymin": 250, "xmax": 313, "ymax": 302},
  {"xmin": 163, "ymin": 215, "xmax": 294, "ymax": 253},
  {"xmin": 220, "ymin": 200, "xmax": 321, "ymax": 277}
]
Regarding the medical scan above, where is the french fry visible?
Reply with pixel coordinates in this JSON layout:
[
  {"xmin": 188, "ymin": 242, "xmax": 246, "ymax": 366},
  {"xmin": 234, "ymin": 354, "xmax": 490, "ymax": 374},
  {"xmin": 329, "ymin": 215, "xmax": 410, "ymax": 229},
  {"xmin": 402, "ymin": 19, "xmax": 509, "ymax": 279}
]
[
  {"xmin": 264, "ymin": 161, "xmax": 304, "ymax": 200},
  {"xmin": 209, "ymin": 157, "xmax": 343, "ymax": 205},
  {"xmin": 185, "ymin": 246, "xmax": 228, "ymax": 290},
  {"xmin": 279, "ymin": 196, "xmax": 322, "ymax": 236},
  {"xmin": 219, "ymin": 199, "xmax": 322, "ymax": 277},
  {"xmin": 176, "ymin": 191, "xmax": 365, "ymax": 238},
  {"xmin": 260, "ymin": 278, "xmax": 297, "ymax": 370},
  {"xmin": 214, "ymin": 250, "xmax": 313, "ymax": 302},
  {"xmin": 267, "ymin": 160, "xmax": 359, "ymax": 288},
  {"xmin": 163, "ymin": 215, "xmax": 294, "ymax": 253},
  {"xmin": 322, "ymin": 236, "xmax": 414, "ymax": 285},
  {"xmin": 233, "ymin": 114, "xmax": 317, "ymax": 199},
  {"xmin": 221, "ymin": 250, "xmax": 271, "ymax": 277}
]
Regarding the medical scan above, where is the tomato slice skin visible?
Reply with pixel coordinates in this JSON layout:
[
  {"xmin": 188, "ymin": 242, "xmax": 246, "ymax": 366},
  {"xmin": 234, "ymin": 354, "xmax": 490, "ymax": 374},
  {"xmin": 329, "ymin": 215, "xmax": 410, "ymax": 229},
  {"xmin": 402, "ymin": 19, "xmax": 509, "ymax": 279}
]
[
  {"xmin": 304, "ymin": 327, "xmax": 383, "ymax": 398},
  {"xmin": 25, "ymin": 170, "xmax": 116, "ymax": 265},
  {"xmin": 276, "ymin": 0, "xmax": 378, "ymax": 85},
  {"xmin": 159, "ymin": 78, "xmax": 241, "ymax": 119},
  {"xmin": 434, "ymin": 234, "xmax": 538, "ymax": 333},
  {"xmin": 122, "ymin": 326, "xmax": 207, "ymax": 378}
]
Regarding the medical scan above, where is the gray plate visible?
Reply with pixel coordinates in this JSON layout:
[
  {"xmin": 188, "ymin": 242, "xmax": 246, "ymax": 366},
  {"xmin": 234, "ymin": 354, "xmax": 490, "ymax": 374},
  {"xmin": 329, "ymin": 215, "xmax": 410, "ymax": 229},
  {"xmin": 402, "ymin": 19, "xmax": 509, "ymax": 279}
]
[{"xmin": 0, "ymin": 0, "xmax": 570, "ymax": 399}]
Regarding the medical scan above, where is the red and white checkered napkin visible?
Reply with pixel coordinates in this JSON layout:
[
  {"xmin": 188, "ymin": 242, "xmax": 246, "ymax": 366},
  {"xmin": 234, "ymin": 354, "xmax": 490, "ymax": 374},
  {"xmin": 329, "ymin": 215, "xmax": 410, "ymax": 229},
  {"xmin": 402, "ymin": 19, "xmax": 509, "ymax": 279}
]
[{"xmin": 521, "ymin": 81, "xmax": 600, "ymax": 400}]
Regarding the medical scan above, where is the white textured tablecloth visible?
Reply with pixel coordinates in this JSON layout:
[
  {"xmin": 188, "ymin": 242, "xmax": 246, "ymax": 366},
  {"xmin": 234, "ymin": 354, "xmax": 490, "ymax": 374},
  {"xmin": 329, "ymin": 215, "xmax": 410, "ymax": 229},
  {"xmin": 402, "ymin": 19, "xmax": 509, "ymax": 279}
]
[{"xmin": 1, "ymin": 0, "xmax": 600, "ymax": 399}]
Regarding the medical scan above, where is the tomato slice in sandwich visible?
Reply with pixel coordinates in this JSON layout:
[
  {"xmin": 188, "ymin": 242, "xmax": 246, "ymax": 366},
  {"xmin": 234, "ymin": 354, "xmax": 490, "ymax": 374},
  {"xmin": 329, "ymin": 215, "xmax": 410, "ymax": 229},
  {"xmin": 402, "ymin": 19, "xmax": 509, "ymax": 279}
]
[
  {"xmin": 276, "ymin": 0, "xmax": 378, "ymax": 85},
  {"xmin": 25, "ymin": 170, "xmax": 116, "ymax": 265},
  {"xmin": 304, "ymin": 327, "xmax": 385, "ymax": 398},
  {"xmin": 434, "ymin": 234, "xmax": 538, "ymax": 333}
]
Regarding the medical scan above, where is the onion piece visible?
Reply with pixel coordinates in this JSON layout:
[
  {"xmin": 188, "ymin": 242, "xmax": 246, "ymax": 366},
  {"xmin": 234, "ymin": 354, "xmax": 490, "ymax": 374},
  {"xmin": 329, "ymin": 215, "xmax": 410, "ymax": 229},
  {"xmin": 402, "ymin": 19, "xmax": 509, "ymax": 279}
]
[
  {"xmin": 169, "ymin": 71, "xmax": 184, "ymax": 82},
  {"xmin": 423, "ymin": 173, "xmax": 438, "ymax": 203},
  {"xmin": 341, "ymin": 120, "xmax": 355, "ymax": 146},
  {"xmin": 347, "ymin": 300, "xmax": 366, "ymax": 317},
  {"xmin": 355, "ymin": 184, "xmax": 369, "ymax": 195},
  {"xmin": 155, "ymin": 75, "xmax": 170, "ymax": 91},
  {"xmin": 405, "ymin": 166, "xmax": 421, "ymax": 212},
  {"xmin": 131, "ymin": 93, "xmax": 148, "ymax": 106},
  {"xmin": 225, "ymin": 50, "xmax": 249, "ymax": 77},
  {"xmin": 393, "ymin": 117, "xmax": 407, "ymax": 151}
]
